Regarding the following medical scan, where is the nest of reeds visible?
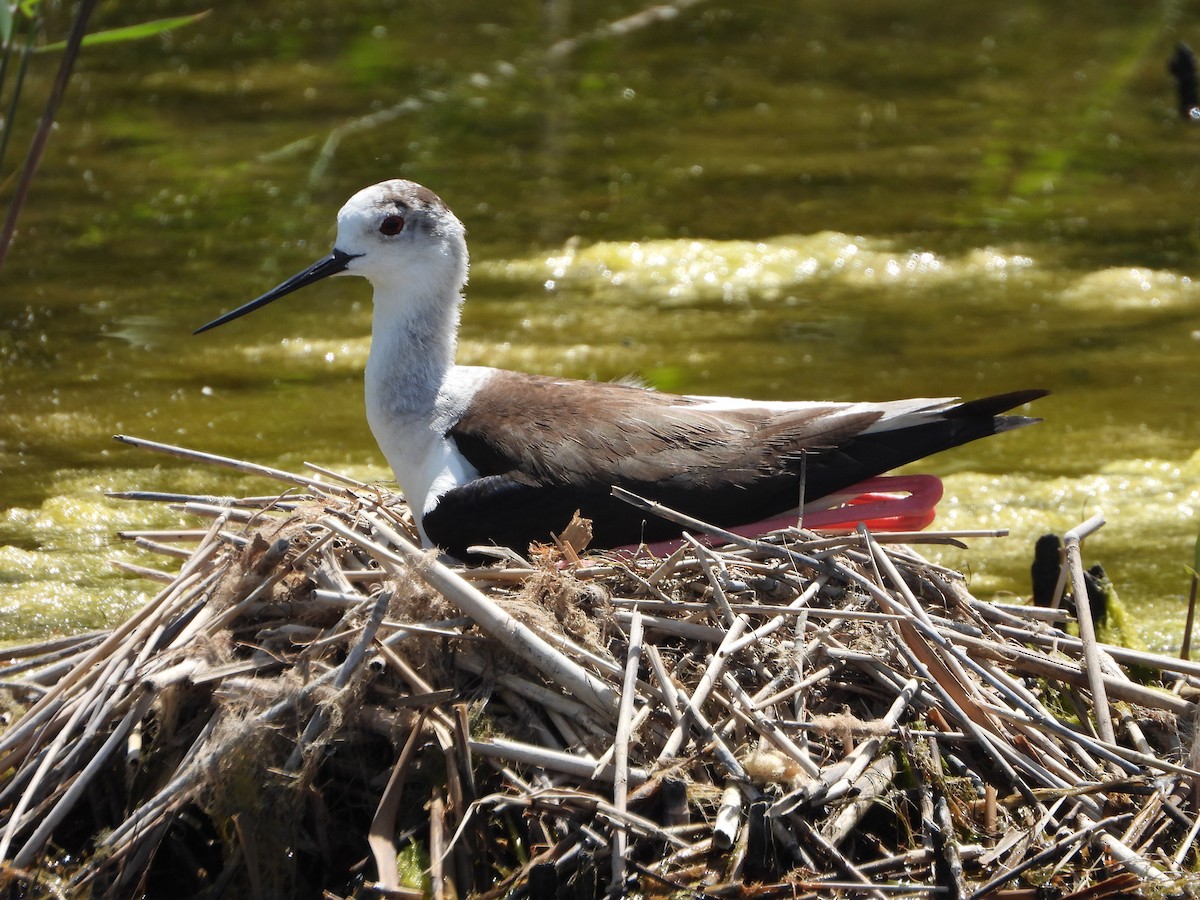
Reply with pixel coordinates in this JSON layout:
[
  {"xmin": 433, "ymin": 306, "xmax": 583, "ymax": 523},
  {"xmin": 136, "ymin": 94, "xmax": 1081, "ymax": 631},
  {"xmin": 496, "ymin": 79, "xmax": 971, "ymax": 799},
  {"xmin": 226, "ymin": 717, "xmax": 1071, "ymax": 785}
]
[{"xmin": 2, "ymin": 435, "xmax": 1200, "ymax": 899}]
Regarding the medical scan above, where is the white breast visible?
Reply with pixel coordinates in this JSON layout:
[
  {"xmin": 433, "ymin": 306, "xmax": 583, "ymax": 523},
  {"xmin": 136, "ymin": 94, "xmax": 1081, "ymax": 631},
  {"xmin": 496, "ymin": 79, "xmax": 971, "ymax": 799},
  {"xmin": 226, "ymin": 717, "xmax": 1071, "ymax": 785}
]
[{"xmin": 365, "ymin": 364, "xmax": 494, "ymax": 544}]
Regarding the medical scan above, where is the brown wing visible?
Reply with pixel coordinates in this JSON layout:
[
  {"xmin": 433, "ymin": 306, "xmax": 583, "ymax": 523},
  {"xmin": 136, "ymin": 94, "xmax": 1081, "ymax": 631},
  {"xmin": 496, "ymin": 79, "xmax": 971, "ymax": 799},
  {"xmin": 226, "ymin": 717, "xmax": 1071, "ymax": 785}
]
[{"xmin": 447, "ymin": 370, "xmax": 882, "ymax": 490}]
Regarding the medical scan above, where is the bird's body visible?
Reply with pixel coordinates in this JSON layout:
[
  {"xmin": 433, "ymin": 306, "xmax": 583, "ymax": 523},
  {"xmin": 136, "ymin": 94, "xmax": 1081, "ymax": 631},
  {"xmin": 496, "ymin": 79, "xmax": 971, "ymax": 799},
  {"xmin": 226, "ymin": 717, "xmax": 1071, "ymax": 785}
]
[{"xmin": 197, "ymin": 180, "xmax": 1045, "ymax": 559}]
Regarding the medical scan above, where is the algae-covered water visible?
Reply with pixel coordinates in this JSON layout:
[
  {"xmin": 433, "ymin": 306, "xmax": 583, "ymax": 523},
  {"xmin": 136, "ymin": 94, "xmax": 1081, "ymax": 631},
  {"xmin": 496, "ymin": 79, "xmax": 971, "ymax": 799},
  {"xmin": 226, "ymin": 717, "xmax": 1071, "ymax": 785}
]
[{"xmin": 2, "ymin": 1, "xmax": 1199, "ymax": 647}]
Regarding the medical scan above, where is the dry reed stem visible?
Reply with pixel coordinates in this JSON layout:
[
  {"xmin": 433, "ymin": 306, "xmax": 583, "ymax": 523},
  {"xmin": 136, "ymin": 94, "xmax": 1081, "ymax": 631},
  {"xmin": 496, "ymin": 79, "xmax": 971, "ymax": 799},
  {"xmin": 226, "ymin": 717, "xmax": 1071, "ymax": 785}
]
[
  {"xmin": 0, "ymin": 447, "xmax": 1194, "ymax": 897},
  {"xmin": 1065, "ymin": 514, "xmax": 1115, "ymax": 744},
  {"xmin": 609, "ymin": 610, "xmax": 642, "ymax": 893}
]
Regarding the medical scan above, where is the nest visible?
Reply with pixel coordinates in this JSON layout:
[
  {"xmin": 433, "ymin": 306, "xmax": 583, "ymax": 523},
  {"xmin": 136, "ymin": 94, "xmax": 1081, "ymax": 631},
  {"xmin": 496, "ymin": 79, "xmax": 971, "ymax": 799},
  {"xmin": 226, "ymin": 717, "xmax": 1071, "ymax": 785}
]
[{"xmin": 2, "ymin": 436, "xmax": 1199, "ymax": 898}]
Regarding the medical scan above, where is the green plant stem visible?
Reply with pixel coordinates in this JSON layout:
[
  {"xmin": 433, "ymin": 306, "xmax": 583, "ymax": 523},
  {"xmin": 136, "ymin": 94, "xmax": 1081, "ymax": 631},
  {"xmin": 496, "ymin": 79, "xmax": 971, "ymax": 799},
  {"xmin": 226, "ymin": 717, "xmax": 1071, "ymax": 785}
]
[
  {"xmin": 0, "ymin": 14, "xmax": 40, "ymax": 180},
  {"xmin": 0, "ymin": 0, "xmax": 98, "ymax": 269},
  {"xmin": 1184, "ymin": 574, "xmax": 1199, "ymax": 661}
]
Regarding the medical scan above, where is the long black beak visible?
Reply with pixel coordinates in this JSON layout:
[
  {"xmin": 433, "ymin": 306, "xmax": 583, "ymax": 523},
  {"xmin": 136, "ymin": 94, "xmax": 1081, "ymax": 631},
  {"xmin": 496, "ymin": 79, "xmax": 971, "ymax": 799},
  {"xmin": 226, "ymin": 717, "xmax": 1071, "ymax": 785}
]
[{"xmin": 194, "ymin": 248, "xmax": 361, "ymax": 335}]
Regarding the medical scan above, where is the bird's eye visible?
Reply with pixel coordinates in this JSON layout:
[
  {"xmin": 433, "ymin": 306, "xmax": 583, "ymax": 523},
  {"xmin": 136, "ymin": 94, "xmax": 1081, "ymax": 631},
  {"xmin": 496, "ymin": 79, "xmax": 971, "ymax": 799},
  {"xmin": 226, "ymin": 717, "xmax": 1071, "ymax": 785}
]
[{"xmin": 379, "ymin": 215, "xmax": 405, "ymax": 236}]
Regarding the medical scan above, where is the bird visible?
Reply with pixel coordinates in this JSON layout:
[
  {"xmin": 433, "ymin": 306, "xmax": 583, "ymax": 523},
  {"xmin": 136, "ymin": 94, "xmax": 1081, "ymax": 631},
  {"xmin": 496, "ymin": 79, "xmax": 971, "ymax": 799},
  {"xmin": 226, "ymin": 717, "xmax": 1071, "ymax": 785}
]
[{"xmin": 196, "ymin": 180, "xmax": 1046, "ymax": 560}]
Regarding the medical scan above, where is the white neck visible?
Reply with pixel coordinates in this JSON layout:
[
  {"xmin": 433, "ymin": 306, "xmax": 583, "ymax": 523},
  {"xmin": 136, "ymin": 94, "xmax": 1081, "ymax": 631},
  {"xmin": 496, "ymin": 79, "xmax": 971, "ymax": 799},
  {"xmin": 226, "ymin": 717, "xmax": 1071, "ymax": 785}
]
[
  {"xmin": 363, "ymin": 285, "xmax": 486, "ymax": 536},
  {"xmin": 365, "ymin": 284, "xmax": 462, "ymax": 417}
]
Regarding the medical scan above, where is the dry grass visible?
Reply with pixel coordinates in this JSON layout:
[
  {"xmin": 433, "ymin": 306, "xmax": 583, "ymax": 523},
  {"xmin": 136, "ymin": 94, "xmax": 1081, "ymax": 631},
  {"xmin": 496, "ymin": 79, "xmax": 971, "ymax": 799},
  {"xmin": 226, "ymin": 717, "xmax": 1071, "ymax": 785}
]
[{"xmin": 2, "ymin": 437, "xmax": 1199, "ymax": 899}]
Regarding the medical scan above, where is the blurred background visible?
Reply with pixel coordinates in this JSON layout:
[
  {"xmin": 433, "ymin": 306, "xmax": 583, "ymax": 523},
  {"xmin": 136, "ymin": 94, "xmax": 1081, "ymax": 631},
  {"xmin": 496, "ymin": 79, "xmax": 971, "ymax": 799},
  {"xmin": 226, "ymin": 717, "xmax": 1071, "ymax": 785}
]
[{"xmin": 1, "ymin": 0, "xmax": 1198, "ymax": 646}]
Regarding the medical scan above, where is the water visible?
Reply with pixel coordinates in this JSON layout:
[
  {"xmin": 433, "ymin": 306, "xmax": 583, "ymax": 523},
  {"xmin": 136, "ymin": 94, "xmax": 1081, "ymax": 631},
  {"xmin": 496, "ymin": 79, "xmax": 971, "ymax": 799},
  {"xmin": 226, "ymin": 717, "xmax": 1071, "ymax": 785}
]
[{"xmin": 2, "ymin": 1, "xmax": 1198, "ymax": 647}]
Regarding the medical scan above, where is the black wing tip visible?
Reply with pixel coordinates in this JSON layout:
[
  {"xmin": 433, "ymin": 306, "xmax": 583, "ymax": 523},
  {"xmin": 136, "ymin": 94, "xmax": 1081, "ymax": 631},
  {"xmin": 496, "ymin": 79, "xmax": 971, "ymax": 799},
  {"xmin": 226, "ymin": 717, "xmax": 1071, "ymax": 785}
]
[
  {"xmin": 949, "ymin": 388, "xmax": 1049, "ymax": 420},
  {"xmin": 938, "ymin": 388, "xmax": 1047, "ymax": 436},
  {"xmin": 992, "ymin": 413, "xmax": 1043, "ymax": 434}
]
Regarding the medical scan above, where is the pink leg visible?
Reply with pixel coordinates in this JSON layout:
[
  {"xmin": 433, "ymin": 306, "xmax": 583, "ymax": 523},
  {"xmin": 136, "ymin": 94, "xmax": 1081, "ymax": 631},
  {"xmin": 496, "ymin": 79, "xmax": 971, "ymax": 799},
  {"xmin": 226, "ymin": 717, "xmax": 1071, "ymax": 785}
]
[{"xmin": 611, "ymin": 475, "xmax": 944, "ymax": 558}]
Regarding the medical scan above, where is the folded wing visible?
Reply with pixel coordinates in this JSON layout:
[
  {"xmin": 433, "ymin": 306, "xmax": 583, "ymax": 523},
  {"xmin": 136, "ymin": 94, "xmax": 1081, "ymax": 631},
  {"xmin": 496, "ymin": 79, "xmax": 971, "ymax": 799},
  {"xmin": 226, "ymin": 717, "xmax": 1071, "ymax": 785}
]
[{"xmin": 422, "ymin": 372, "xmax": 1044, "ymax": 557}]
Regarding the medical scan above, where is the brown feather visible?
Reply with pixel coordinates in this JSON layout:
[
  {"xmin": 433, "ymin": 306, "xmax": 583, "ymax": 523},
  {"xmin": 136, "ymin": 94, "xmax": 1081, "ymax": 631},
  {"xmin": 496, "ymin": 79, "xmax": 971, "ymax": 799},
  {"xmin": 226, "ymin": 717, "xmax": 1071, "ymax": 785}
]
[{"xmin": 449, "ymin": 370, "xmax": 882, "ymax": 489}]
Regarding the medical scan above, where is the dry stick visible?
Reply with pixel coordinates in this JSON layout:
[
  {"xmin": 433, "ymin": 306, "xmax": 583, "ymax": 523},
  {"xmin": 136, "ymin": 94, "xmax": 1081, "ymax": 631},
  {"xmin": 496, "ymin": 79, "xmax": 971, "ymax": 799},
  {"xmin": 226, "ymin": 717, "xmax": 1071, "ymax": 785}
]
[
  {"xmin": 590, "ymin": 706, "xmax": 654, "ymax": 779},
  {"xmin": 610, "ymin": 611, "xmax": 643, "ymax": 895},
  {"xmin": 347, "ymin": 513, "xmax": 620, "ymax": 718},
  {"xmin": 494, "ymin": 794, "xmax": 682, "ymax": 866},
  {"xmin": 430, "ymin": 787, "xmax": 447, "ymax": 900},
  {"xmin": 967, "ymin": 813, "xmax": 1133, "ymax": 900},
  {"xmin": 468, "ymin": 737, "xmax": 649, "ymax": 784},
  {"xmin": 0, "ymin": 631, "xmax": 109, "ymax": 664},
  {"xmin": 500, "ymin": 692, "xmax": 565, "ymax": 753},
  {"xmin": 860, "ymin": 527, "xmax": 994, "ymax": 718},
  {"xmin": 988, "ymin": 602, "xmax": 1070, "ymax": 624},
  {"xmin": 999, "ymin": 624, "xmax": 1200, "ymax": 682},
  {"xmin": 1173, "ymin": 802, "xmax": 1200, "ymax": 866},
  {"xmin": 947, "ymin": 630, "xmax": 1191, "ymax": 716},
  {"xmin": 1117, "ymin": 705, "xmax": 1154, "ymax": 757},
  {"xmin": 110, "ymin": 560, "xmax": 175, "ymax": 583},
  {"xmin": 455, "ymin": 655, "xmax": 595, "ymax": 721},
  {"xmin": 643, "ymin": 644, "xmax": 684, "ymax": 728},
  {"xmin": 791, "ymin": 580, "xmax": 813, "ymax": 744},
  {"xmin": 106, "ymin": 489, "xmax": 280, "ymax": 507},
  {"xmin": 430, "ymin": 719, "xmax": 471, "ymax": 893},
  {"xmin": 611, "ymin": 487, "xmax": 823, "ymax": 569},
  {"xmin": 645, "ymin": 543, "xmax": 690, "ymax": 585},
  {"xmin": 775, "ymin": 679, "xmax": 917, "ymax": 815},
  {"xmin": 712, "ymin": 785, "xmax": 743, "ymax": 851},
  {"xmin": 1063, "ymin": 514, "xmax": 1115, "ymax": 744},
  {"xmin": 865, "ymin": 530, "xmax": 1139, "ymax": 782},
  {"xmin": 10, "ymin": 687, "xmax": 156, "ymax": 869},
  {"xmin": 113, "ymin": 434, "xmax": 340, "ymax": 494},
  {"xmin": 926, "ymin": 739, "xmax": 966, "ymax": 899},
  {"xmin": 117, "ymin": 528, "xmax": 214, "ymax": 542},
  {"xmin": 1081, "ymin": 815, "xmax": 1176, "ymax": 889},
  {"xmin": 813, "ymin": 679, "xmax": 921, "ymax": 806},
  {"xmin": 97, "ymin": 618, "xmax": 392, "ymax": 858},
  {"xmin": 0, "ymin": 634, "xmax": 108, "ymax": 680},
  {"xmin": 656, "ymin": 614, "xmax": 750, "ymax": 763},
  {"xmin": 724, "ymin": 577, "xmax": 825, "ymax": 656},
  {"xmin": 1, "ymin": 598, "xmax": 182, "ymax": 860},
  {"xmin": 686, "ymin": 537, "xmax": 738, "ymax": 626},
  {"xmin": 796, "ymin": 529, "xmax": 1005, "ymax": 553},
  {"xmin": 615, "ymin": 611, "xmax": 723, "ymax": 642},
  {"xmin": 227, "ymin": 813, "xmax": 263, "ymax": 900},
  {"xmin": 717, "ymin": 672, "xmax": 820, "ymax": 778},
  {"xmin": 522, "ymin": 622, "xmax": 622, "ymax": 679},
  {"xmin": 302, "ymin": 460, "xmax": 372, "ymax": 489},
  {"xmin": 0, "ymin": 536, "xmax": 217, "ymax": 766},
  {"xmin": 611, "ymin": 599, "xmax": 898, "ymax": 621},
  {"xmin": 177, "ymin": 501, "xmax": 267, "ymax": 526},
  {"xmin": 1119, "ymin": 790, "xmax": 1164, "ymax": 853},
  {"xmin": 790, "ymin": 817, "xmax": 889, "ymax": 900},
  {"xmin": 283, "ymin": 591, "xmax": 391, "ymax": 772},
  {"xmin": 756, "ymin": 664, "xmax": 838, "ymax": 712},
  {"xmin": 660, "ymin": 682, "xmax": 749, "ymax": 783},
  {"xmin": 821, "ymin": 754, "xmax": 898, "ymax": 848}
]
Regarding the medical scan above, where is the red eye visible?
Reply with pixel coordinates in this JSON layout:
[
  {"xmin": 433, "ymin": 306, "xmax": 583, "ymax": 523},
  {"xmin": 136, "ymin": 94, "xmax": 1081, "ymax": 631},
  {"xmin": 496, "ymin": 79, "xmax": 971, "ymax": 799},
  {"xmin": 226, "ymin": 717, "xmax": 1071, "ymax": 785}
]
[{"xmin": 379, "ymin": 215, "xmax": 405, "ymax": 236}]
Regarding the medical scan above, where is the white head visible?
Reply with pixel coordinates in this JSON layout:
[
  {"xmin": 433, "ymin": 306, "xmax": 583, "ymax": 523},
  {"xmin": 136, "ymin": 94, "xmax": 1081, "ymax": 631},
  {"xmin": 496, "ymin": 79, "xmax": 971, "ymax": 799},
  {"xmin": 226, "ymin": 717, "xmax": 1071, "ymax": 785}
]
[
  {"xmin": 335, "ymin": 180, "xmax": 468, "ymax": 313},
  {"xmin": 194, "ymin": 180, "xmax": 469, "ymax": 334}
]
